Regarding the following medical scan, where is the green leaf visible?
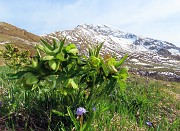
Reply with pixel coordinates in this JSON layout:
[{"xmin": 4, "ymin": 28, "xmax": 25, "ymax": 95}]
[
  {"xmin": 99, "ymin": 107, "xmax": 110, "ymax": 113},
  {"xmin": 36, "ymin": 45, "xmax": 45, "ymax": 52},
  {"xmin": 90, "ymin": 56, "xmax": 100, "ymax": 67},
  {"xmin": 26, "ymin": 75, "xmax": 39, "ymax": 85},
  {"xmin": 42, "ymin": 55, "xmax": 54, "ymax": 60},
  {"xmin": 107, "ymin": 57, "xmax": 116, "ymax": 66},
  {"xmin": 67, "ymin": 106, "xmax": 79, "ymax": 130},
  {"xmin": 64, "ymin": 44, "xmax": 78, "ymax": 55},
  {"xmin": 101, "ymin": 62, "xmax": 109, "ymax": 77},
  {"xmin": 118, "ymin": 68, "xmax": 128, "ymax": 80},
  {"xmin": 82, "ymin": 112, "xmax": 95, "ymax": 131},
  {"xmin": 95, "ymin": 42, "xmax": 103, "ymax": 57},
  {"xmin": 52, "ymin": 39, "xmax": 58, "ymax": 50},
  {"xmin": 26, "ymin": 77, "xmax": 38, "ymax": 85},
  {"xmin": 44, "ymin": 47, "xmax": 56, "ymax": 56},
  {"xmin": 56, "ymin": 52, "xmax": 65, "ymax": 61},
  {"xmin": 59, "ymin": 39, "xmax": 65, "ymax": 52},
  {"xmin": 8, "ymin": 71, "xmax": 28, "ymax": 79},
  {"xmin": 53, "ymin": 39, "xmax": 62, "ymax": 53},
  {"xmin": 48, "ymin": 59, "xmax": 57, "ymax": 70},
  {"xmin": 32, "ymin": 58, "xmax": 38, "ymax": 68},
  {"xmin": 40, "ymin": 39, "xmax": 53, "ymax": 51},
  {"xmin": 64, "ymin": 79, "xmax": 78, "ymax": 89},
  {"xmin": 115, "ymin": 54, "xmax": 128, "ymax": 68},
  {"xmin": 52, "ymin": 109, "xmax": 66, "ymax": 117},
  {"xmin": 68, "ymin": 49, "xmax": 78, "ymax": 55}
]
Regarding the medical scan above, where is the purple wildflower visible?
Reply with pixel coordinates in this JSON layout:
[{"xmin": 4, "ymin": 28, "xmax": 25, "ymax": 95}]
[
  {"xmin": 146, "ymin": 121, "xmax": 153, "ymax": 127},
  {"xmin": 76, "ymin": 107, "xmax": 87, "ymax": 116},
  {"xmin": 92, "ymin": 106, "xmax": 96, "ymax": 111}
]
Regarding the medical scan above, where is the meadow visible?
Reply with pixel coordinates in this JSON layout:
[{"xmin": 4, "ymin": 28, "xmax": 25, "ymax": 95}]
[{"xmin": 0, "ymin": 39, "xmax": 179, "ymax": 131}]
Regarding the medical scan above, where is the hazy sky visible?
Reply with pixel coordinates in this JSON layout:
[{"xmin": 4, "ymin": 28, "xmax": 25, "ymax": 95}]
[{"xmin": 1, "ymin": 0, "xmax": 180, "ymax": 47}]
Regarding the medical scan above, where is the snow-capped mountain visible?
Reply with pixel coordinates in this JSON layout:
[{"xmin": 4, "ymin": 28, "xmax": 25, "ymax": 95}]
[{"xmin": 44, "ymin": 24, "xmax": 180, "ymax": 81}]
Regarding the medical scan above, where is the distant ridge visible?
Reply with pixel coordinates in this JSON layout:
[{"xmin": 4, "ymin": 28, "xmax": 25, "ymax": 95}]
[
  {"xmin": 0, "ymin": 22, "xmax": 40, "ymax": 56},
  {"xmin": 0, "ymin": 22, "xmax": 40, "ymax": 42}
]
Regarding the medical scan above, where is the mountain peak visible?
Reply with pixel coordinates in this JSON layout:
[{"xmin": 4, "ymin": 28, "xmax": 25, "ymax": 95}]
[{"xmin": 44, "ymin": 23, "xmax": 180, "ymax": 81}]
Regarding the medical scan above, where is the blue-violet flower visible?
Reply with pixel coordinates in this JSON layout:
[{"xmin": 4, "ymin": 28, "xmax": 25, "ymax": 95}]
[
  {"xmin": 76, "ymin": 107, "xmax": 87, "ymax": 116},
  {"xmin": 146, "ymin": 121, "xmax": 153, "ymax": 127}
]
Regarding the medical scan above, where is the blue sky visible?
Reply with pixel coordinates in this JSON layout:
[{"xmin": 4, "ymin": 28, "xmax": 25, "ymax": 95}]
[{"xmin": 1, "ymin": 0, "xmax": 180, "ymax": 47}]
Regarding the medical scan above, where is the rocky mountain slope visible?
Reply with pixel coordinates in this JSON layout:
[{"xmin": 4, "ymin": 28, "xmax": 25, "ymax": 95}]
[{"xmin": 44, "ymin": 24, "xmax": 180, "ymax": 81}]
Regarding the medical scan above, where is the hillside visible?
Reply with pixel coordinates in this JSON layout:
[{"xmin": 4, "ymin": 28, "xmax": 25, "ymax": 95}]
[{"xmin": 0, "ymin": 22, "xmax": 40, "ymax": 52}]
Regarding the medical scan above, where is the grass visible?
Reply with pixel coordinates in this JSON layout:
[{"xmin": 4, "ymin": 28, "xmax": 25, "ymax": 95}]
[{"xmin": 0, "ymin": 66, "xmax": 179, "ymax": 130}]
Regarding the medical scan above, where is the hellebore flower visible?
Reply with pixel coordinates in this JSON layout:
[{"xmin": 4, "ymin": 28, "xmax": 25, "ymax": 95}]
[
  {"xmin": 76, "ymin": 107, "xmax": 87, "ymax": 116},
  {"xmin": 146, "ymin": 121, "xmax": 153, "ymax": 127}
]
